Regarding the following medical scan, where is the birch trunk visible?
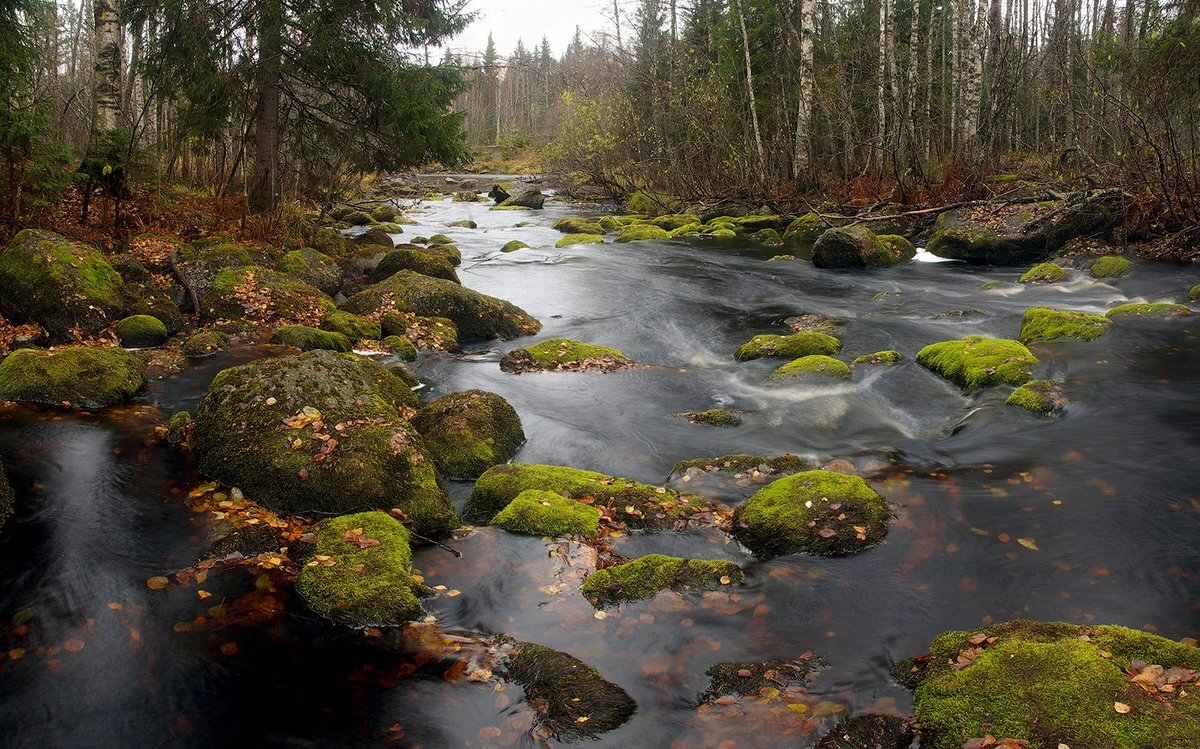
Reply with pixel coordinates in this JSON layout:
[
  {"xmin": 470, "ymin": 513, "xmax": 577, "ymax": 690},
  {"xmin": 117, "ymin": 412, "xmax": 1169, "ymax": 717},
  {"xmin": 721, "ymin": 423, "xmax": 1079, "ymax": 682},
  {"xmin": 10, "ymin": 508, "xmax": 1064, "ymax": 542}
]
[
  {"xmin": 91, "ymin": 0, "xmax": 122, "ymax": 133},
  {"xmin": 734, "ymin": 0, "xmax": 767, "ymax": 180},
  {"xmin": 793, "ymin": 0, "xmax": 815, "ymax": 176}
]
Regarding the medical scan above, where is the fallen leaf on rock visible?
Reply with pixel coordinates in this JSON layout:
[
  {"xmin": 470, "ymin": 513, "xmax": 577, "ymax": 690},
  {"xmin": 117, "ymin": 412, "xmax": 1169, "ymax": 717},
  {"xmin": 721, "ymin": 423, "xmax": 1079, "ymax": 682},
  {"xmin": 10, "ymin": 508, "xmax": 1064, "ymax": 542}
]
[{"xmin": 1114, "ymin": 701, "xmax": 1131, "ymax": 713}]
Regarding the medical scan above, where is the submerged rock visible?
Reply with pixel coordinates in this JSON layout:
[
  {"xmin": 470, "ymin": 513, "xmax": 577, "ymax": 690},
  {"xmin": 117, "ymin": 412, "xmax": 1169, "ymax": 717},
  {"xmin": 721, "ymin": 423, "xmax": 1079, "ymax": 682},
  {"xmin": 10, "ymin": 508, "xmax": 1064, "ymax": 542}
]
[
  {"xmin": 278, "ymin": 248, "xmax": 343, "ymax": 296},
  {"xmin": 670, "ymin": 454, "xmax": 810, "ymax": 478},
  {"xmin": 166, "ymin": 411, "xmax": 192, "ymax": 446},
  {"xmin": 192, "ymin": 350, "xmax": 456, "ymax": 535},
  {"xmin": 770, "ymin": 355, "xmax": 852, "ymax": 381},
  {"xmin": 1006, "ymin": 380, "xmax": 1066, "ymax": 416},
  {"xmin": 812, "ymin": 225, "xmax": 915, "ymax": 269},
  {"xmin": 412, "ymin": 390, "xmax": 525, "ymax": 479},
  {"xmin": 0, "ymin": 347, "xmax": 147, "ymax": 409},
  {"xmin": 731, "ymin": 470, "xmax": 889, "ymax": 557},
  {"xmin": 556, "ymin": 234, "xmax": 605, "ymax": 248},
  {"xmin": 582, "ymin": 554, "xmax": 742, "ymax": 607},
  {"xmin": 499, "ymin": 338, "xmax": 631, "ymax": 373},
  {"xmin": 490, "ymin": 489, "xmax": 600, "ymax": 537},
  {"xmin": 1018, "ymin": 262, "xmax": 1069, "ymax": 284},
  {"xmin": 181, "ymin": 330, "xmax": 231, "ymax": 358},
  {"xmin": 374, "ymin": 248, "xmax": 460, "ymax": 284},
  {"xmin": 1019, "ymin": 307, "xmax": 1111, "ymax": 344},
  {"xmin": 0, "ymin": 463, "xmax": 13, "ymax": 529},
  {"xmin": 1106, "ymin": 302, "xmax": 1191, "ymax": 318},
  {"xmin": 814, "ymin": 715, "xmax": 914, "ymax": 749},
  {"xmin": 852, "ymin": 350, "xmax": 904, "ymax": 366},
  {"xmin": 116, "ymin": 315, "xmax": 169, "ymax": 348},
  {"xmin": 503, "ymin": 642, "xmax": 637, "ymax": 741},
  {"xmin": 447, "ymin": 219, "xmax": 476, "ymax": 229},
  {"xmin": 320, "ymin": 310, "xmax": 381, "ymax": 341},
  {"xmin": 1089, "ymin": 255, "xmax": 1135, "ymax": 279},
  {"xmin": 271, "ymin": 325, "xmax": 353, "ymax": 352},
  {"xmin": 903, "ymin": 620, "xmax": 1200, "ymax": 749},
  {"xmin": 916, "ymin": 337, "xmax": 1037, "ymax": 392},
  {"xmin": 0, "ymin": 229, "xmax": 126, "ymax": 339},
  {"xmin": 677, "ymin": 409, "xmax": 742, "ymax": 427},
  {"xmin": 201, "ymin": 266, "xmax": 334, "ymax": 325},
  {"xmin": 735, "ymin": 331, "xmax": 842, "ymax": 362},
  {"xmin": 295, "ymin": 511, "xmax": 423, "ymax": 627},
  {"xmin": 701, "ymin": 657, "xmax": 822, "ymax": 701},
  {"xmin": 784, "ymin": 212, "xmax": 828, "ymax": 240},
  {"xmin": 615, "ymin": 224, "xmax": 672, "ymax": 243}
]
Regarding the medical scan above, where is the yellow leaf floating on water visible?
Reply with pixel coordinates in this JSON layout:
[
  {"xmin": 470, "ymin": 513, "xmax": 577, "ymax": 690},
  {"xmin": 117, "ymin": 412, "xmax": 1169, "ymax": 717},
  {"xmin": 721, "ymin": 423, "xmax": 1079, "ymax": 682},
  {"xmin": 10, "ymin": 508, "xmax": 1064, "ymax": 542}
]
[
  {"xmin": 1017, "ymin": 538, "xmax": 1039, "ymax": 551},
  {"xmin": 146, "ymin": 576, "xmax": 169, "ymax": 590}
]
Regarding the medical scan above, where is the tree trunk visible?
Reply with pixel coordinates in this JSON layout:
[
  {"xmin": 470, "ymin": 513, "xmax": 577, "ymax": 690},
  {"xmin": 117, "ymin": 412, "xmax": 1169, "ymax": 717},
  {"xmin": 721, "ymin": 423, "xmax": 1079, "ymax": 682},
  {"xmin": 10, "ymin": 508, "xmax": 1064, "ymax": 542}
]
[
  {"xmin": 91, "ymin": 0, "xmax": 122, "ymax": 133},
  {"xmin": 734, "ymin": 0, "xmax": 767, "ymax": 180},
  {"xmin": 793, "ymin": 0, "xmax": 816, "ymax": 179},
  {"xmin": 249, "ymin": 0, "xmax": 284, "ymax": 211}
]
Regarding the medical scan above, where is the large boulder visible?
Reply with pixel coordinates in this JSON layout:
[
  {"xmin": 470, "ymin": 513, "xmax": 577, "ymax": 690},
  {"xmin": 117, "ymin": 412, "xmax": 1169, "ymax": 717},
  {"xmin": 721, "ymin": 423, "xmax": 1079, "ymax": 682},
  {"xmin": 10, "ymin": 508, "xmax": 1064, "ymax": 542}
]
[
  {"xmin": 115, "ymin": 315, "xmax": 169, "ymax": 348},
  {"xmin": 110, "ymin": 254, "xmax": 184, "ymax": 333},
  {"xmin": 490, "ymin": 489, "xmax": 600, "ymax": 537},
  {"xmin": 412, "ymin": 390, "xmax": 525, "ymax": 479},
  {"xmin": 497, "ymin": 187, "xmax": 546, "ymax": 209},
  {"xmin": 277, "ymin": 248, "xmax": 344, "ymax": 296},
  {"xmin": 916, "ymin": 337, "xmax": 1037, "ymax": 392},
  {"xmin": 581, "ymin": 554, "xmax": 742, "ymax": 607},
  {"xmin": 340, "ymin": 271, "xmax": 540, "ymax": 341},
  {"xmin": 191, "ymin": 350, "xmax": 457, "ymax": 535},
  {"xmin": 373, "ymin": 248, "xmax": 460, "ymax": 284},
  {"xmin": 1019, "ymin": 308, "xmax": 1111, "ymax": 344},
  {"xmin": 812, "ymin": 225, "xmax": 915, "ymax": 269},
  {"xmin": 0, "ymin": 347, "xmax": 147, "ymax": 409},
  {"xmin": 0, "ymin": 229, "xmax": 126, "ymax": 338},
  {"xmin": 179, "ymin": 240, "xmax": 265, "ymax": 301},
  {"xmin": 201, "ymin": 266, "xmax": 334, "ymax": 325},
  {"xmin": 735, "ymin": 331, "xmax": 841, "ymax": 361}
]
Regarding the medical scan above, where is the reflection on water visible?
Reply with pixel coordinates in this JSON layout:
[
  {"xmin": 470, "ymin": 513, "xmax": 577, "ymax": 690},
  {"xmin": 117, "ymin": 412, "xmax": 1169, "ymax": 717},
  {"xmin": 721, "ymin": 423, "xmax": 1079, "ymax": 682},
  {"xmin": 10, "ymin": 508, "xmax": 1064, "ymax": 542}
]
[{"xmin": 2, "ymin": 195, "xmax": 1200, "ymax": 747}]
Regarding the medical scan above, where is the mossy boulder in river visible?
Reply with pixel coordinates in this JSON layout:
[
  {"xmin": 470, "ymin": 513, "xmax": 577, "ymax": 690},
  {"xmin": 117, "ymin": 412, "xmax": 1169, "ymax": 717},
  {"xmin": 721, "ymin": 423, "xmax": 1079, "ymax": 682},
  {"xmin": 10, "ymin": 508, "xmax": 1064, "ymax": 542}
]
[
  {"xmin": 503, "ymin": 642, "xmax": 637, "ymax": 741},
  {"xmin": 552, "ymin": 217, "xmax": 603, "ymax": 234},
  {"xmin": 499, "ymin": 338, "xmax": 631, "ymax": 373},
  {"xmin": 191, "ymin": 350, "xmax": 456, "ymax": 535},
  {"xmin": 0, "ymin": 229, "xmax": 126, "ymax": 339},
  {"xmin": 295, "ymin": 512, "xmax": 423, "ymax": 627},
  {"xmin": 784, "ymin": 212, "xmax": 830, "ymax": 240},
  {"xmin": 1106, "ymin": 302, "xmax": 1191, "ymax": 319},
  {"xmin": 1006, "ymin": 380, "xmax": 1066, "ymax": 416},
  {"xmin": 732, "ymin": 470, "xmax": 889, "ymax": 557},
  {"xmin": 556, "ymin": 234, "xmax": 604, "ymax": 248},
  {"xmin": 381, "ymin": 312, "xmax": 460, "ymax": 352},
  {"xmin": 496, "ymin": 188, "xmax": 546, "ymax": 210},
  {"xmin": 319, "ymin": 310, "xmax": 381, "ymax": 341},
  {"xmin": 1089, "ymin": 255, "xmax": 1135, "ymax": 279},
  {"xmin": 648, "ymin": 214, "xmax": 702, "ymax": 231},
  {"xmin": 1019, "ymin": 307, "xmax": 1111, "ymax": 344},
  {"xmin": 181, "ymin": 330, "xmax": 231, "ymax": 357},
  {"xmin": 373, "ymin": 248, "xmax": 460, "ymax": 284},
  {"xmin": 770, "ymin": 355, "xmax": 852, "ymax": 381},
  {"xmin": 490, "ymin": 489, "xmax": 600, "ymax": 537},
  {"xmin": 903, "ymin": 620, "xmax": 1200, "ymax": 749},
  {"xmin": 201, "ymin": 266, "xmax": 334, "ymax": 325},
  {"xmin": 852, "ymin": 350, "xmax": 904, "ymax": 366},
  {"xmin": 0, "ymin": 347, "xmax": 147, "ymax": 409},
  {"xmin": 271, "ymin": 325, "xmax": 353, "ymax": 352},
  {"xmin": 412, "ymin": 389, "xmax": 525, "ymax": 479},
  {"xmin": 1019, "ymin": 262, "xmax": 1069, "ymax": 284},
  {"xmin": 677, "ymin": 409, "xmax": 742, "ymax": 427},
  {"xmin": 916, "ymin": 337, "xmax": 1037, "ymax": 392},
  {"xmin": 340, "ymin": 271, "xmax": 540, "ymax": 341},
  {"xmin": 277, "ymin": 248, "xmax": 343, "ymax": 296},
  {"xmin": 582, "ymin": 554, "xmax": 742, "ymax": 607},
  {"xmin": 735, "ymin": 331, "xmax": 841, "ymax": 362},
  {"xmin": 0, "ymin": 463, "xmax": 15, "ymax": 529},
  {"xmin": 500, "ymin": 240, "xmax": 529, "ymax": 253},
  {"xmin": 115, "ymin": 315, "xmax": 169, "ymax": 348},
  {"xmin": 812, "ymin": 225, "xmax": 915, "ymax": 269},
  {"xmin": 381, "ymin": 336, "xmax": 417, "ymax": 361},
  {"xmin": 615, "ymin": 224, "xmax": 672, "ymax": 243}
]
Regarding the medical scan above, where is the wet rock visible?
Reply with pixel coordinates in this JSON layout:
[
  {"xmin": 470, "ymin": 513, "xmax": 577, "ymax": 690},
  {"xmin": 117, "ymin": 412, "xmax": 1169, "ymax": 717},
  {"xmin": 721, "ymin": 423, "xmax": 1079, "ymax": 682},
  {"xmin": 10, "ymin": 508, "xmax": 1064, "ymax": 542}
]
[
  {"xmin": 814, "ymin": 714, "xmax": 914, "ymax": 749},
  {"xmin": 812, "ymin": 225, "xmax": 915, "ymax": 269},
  {"xmin": 1106, "ymin": 302, "xmax": 1191, "ymax": 319},
  {"xmin": 503, "ymin": 642, "xmax": 637, "ymax": 741},
  {"xmin": 784, "ymin": 213, "xmax": 829, "ymax": 240},
  {"xmin": 735, "ymin": 331, "xmax": 842, "ymax": 362},
  {"xmin": 1006, "ymin": 380, "xmax": 1066, "ymax": 416},
  {"xmin": 1018, "ymin": 262, "xmax": 1068, "ymax": 284},
  {"xmin": 192, "ymin": 350, "xmax": 456, "ymax": 535},
  {"xmin": 181, "ymin": 330, "xmax": 231, "ymax": 358},
  {"xmin": 277, "ymin": 248, "xmax": 343, "ymax": 296},
  {"xmin": 0, "ymin": 463, "xmax": 13, "ymax": 529},
  {"xmin": 496, "ymin": 187, "xmax": 546, "ymax": 209},
  {"xmin": 452, "ymin": 191, "xmax": 479, "ymax": 202},
  {"xmin": 353, "ymin": 228, "xmax": 395, "ymax": 248},
  {"xmin": 731, "ymin": 470, "xmax": 889, "ymax": 557},
  {"xmin": 381, "ymin": 312, "xmax": 460, "ymax": 352},
  {"xmin": 115, "ymin": 315, "xmax": 169, "ymax": 348},
  {"xmin": 488, "ymin": 184, "xmax": 511, "ymax": 203},
  {"xmin": 670, "ymin": 454, "xmax": 810, "ymax": 478},
  {"xmin": 556, "ymin": 234, "xmax": 605, "ymax": 248},
  {"xmin": 500, "ymin": 338, "xmax": 631, "ymax": 373},
  {"xmin": 413, "ymin": 389, "xmax": 525, "ymax": 479},
  {"xmin": 381, "ymin": 336, "xmax": 417, "ymax": 361},
  {"xmin": 423, "ymin": 243, "xmax": 461, "ymax": 267},
  {"xmin": 1089, "ymin": 255, "xmax": 1134, "ymax": 279},
  {"xmin": 1019, "ymin": 307, "xmax": 1111, "ymax": 344},
  {"xmin": 490, "ymin": 489, "xmax": 600, "ymax": 537},
  {"xmin": 786, "ymin": 313, "xmax": 842, "ymax": 334},
  {"xmin": 343, "ymin": 210, "xmax": 374, "ymax": 226},
  {"xmin": 852, "ymin": 350, "xmax": 903, "ymax": 366},
  {"xmin": 180, "ymin": 240, "xmax": 267, "ymax": 301},
  {"xmin": 201, "ymin": 266, "xmax": 334, "ymax": 325},
  {"xmin": 369, "ymin": 205, "xmax": 398, "ymax": 223},
  {"xmin": 0, "ymin": 346, "xmax": 147, "ymax": 409},
  {"xmin": 271, "ymin": 325, "xmax": 353, "ymax": 352},
  {"xmin": 751, "ymin": 228, "xmax": 784, "ymax": 245},
  {"xmin": 667, "ymin": 455, "xmax": 812, "ymax": 502},
  {"xmin": 500, "ymin": 240, "xmax": 529, "ymax": 253},
  {"xmin": 770, "ymin": 355, "xmax": 852, "ymax": 381},
  {"xmin": 553, "ymin": 217, "xmax": 604, "ymax": 234},
  {"xmin": 447, "ymin": 219, "xmax": 476, "ymax": 229},
  {"xmin": 677, "ymin": 409, "xmax": 742, "ymax": 427},
  {"xmin": 1189, "ymin": 285, "xmax": 1200, "ymax": 302},
  {"xmin": 582, "ymin": 554, "xmax": 742, "ymax": 607},
  {"xmin": 0, "ymin": 229, "xmax": 126, "ymax": 339},
  {"xmin": 110, "ymin": 255, "xmax": 185, "ymax": 333},
  {"xmin": 701, "ymin": 657, "xmax": 822, "ymax": 701},
  {"xmin": 203, "ymin": 524, "xmax": 281, "ymax": 560},
  {"xmin": 166, "ymin": 411, "xmax": 192, "ymax": 446},
  {"xmin": 903, "ymin": 620, "xmax": 1200, "ymax": 749},
  {"xmin": 615, "ymin": 224, "xmax": 672, "ymax": 242},
  {"xmin": 295, "ymin": 511, "xmax": 424, "ymax": 627},
  {"xmin": 340, "ymin": 271, "xmax": 540, "ymax": 341},
  {"xmin": 916, "ymin": 337, "xmax": 1037, "ymax": 392},
  {"xmin": 319, "ymin": 311, "xmax": 381, "ymax": 341}
]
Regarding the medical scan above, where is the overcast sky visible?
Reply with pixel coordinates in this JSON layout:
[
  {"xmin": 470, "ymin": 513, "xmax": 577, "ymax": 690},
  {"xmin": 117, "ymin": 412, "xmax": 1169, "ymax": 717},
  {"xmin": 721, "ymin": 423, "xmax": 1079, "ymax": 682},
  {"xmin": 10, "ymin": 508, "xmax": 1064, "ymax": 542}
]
[{"xmin": 441, "ymin": 0, "xmax": 613, "ymax": 58}]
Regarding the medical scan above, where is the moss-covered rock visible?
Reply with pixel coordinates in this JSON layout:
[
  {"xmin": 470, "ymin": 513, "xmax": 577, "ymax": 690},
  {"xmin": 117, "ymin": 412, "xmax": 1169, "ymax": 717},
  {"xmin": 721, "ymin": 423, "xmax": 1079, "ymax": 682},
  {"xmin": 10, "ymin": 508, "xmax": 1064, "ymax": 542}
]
[
  {"xmin": 707, "ymin": 227, "xmax": 738, "ymax": 239},
  {"xmin": 320, "ymin": 310, "xmax": 381, "ymax": 341},
  {"xmin": 582, "ymin": 554, "xmax": 742, "ymax": 607},
  {"xmin": 116, "ymin": 315, "xmax": 169, "ymax": 348},
  {"xmin": 701, "ymin": 657, "xmax": 822, "ymax": 701},
  {"xmin": 340, "ymin": 271, "xmax": 539, "ymax": 341},
  {"xmin": 770, "ymin": 355, "xmax": 852, "ymax": 381},
  {"xmin": 446, "ymin": 219, "xmax": 476, "ymax": 229},
  {"xmin": 783, "ymin": 212, "xmax": 828, "ymax": 240},
  {"xmin": 556, "ymin": 234, "xmax": 605, "ymax": 248},
  {"xmin": 670, "ymin": 454, "xmax": 811, "ymax": 477},
  {"xmin": 906, "ymin": 620, "xmax": 1200, "ymax": 749},
  {"xmin": 369, "ymin": 205, "xmax": 397, "ymax": 223},
  {"xmin": 596, "ymin": 215, "xmax": 622, "ymax": 233},
  {"xmin": 735, "ymin": 331, "xmax": 842, "ymax": 362},
  {"xmin": 732, "ymin": 471, "xmax": 889, "ymax": 557},
  {"xmin": 353, "ymin": 229, "xmax": 394, "ymax": 248},
  {"xmin": 668, "ymin": 222, "xmax": 705, "ymax": 237},
  {"xmin": 751, "ymin": 228, "xmax": 784, "ymax": 244},
  {"xmin": 981, "ymin": 280, "xmax": 1005, "ymax": 291},
  {"xmin": 553, "ymin": 217, "xmax": 604, "ymax": 234},
  {"xmin": 413, "ymin": 389, "xmax": 525, "ymax": 479},
  {"xmin": 1106, "ymin": 303, "xmax": 1191, "ymax": 318},
  {"xmin": 1019, "ymin": 262, "xmax": 1069, "ymax": 284},
  {"xmin": 615, "ymin": 224, "xmax": 672, "ymax": 243},
  {"xmin": 1189, "ymin": 285, "xmax": 1200, "ymax": 302},
  {"xmin": 500, "ymin": 338, "xmax": 631, "ymax": 373},
  {"xmin": 465, "ymin": 464, "xmax": 710, "ymax": 529},
  {"xmin": 504, "ymin": 642, "xmax": 637, "ymax": 741},
  {"xmin": 852, "ymin": 350, "xmax": 904, "ymax": 366},
  {"xmin": 1006, "ymin": 380, "xmax": 1066, "ymax": 416},
  {"xmin": 812, "ymin": 225, "xmax": 915, "ymax": 268},
  {"xmin": 271, "ymin": 325, "xmax": 353, "ymax": 352},
  {"xmin": 295, "ymin": 512, "xmax": 423, "ymax": 627},
  {"xmin": 452, "ymin": 191, "xmax": 480, "ymax": 202},
  {"xmin": 110, "ymin": 254, "xmax": 184, "ymax": 334},
  {"xmin": 648, "ymin": 214, "xmax": 702, "ymax": 231},
  {"xmin": 501, "ymin": 240, "xmax": 530, "ymax": 253},
  {"xmin": 678, "ymin": 409, "xmax": 742, "ymax": 427},
  {"xmin": 490, "ymin": 489, "xmax": 600, "ymax": 537},
  {"xmin": 343, "ymin": 210, "xmax": 374, "ymax": 226},
  {"xmin": 1089, "ymin": 256, "xmax": 1135, "ymax": 279},
  {"xmin": 381, "ymin": 336, "xmax": 417, "ymax": 361},
  {"xmin": 877, "ymin": 234, "xmax": 916, "ymax": 262},
  {"xmin": 192, "ymin": 350, "xmax": 456, "ymax": 535},
  {"xmin": 181, "ymin": 330, "xmax": 231, "ymax": 358},
  {"xmin": 166, "ymin": 410, "xmax": 192, "ymax": 446},
  {"xmin": 916, "ymin": 337, "xmax": 1037, "ymax": 392},
  {"xmin": 0, "ymin": 346, "xmax": 147, "ymax": 409},
  {"xmin": 1019, "ymin": 307, "xmax": 1112, "ymax": 344},
  {"xmin": 381, "ymin": 313, "xmax": 460, "ymax": 352},
  {"xmin": 202, "ymin": 266, "xmax": 334, "ymax": 325},
  {"xmin": 423, "ymin": 243, "xmax": 461, "ymax": 267},
  {"xmin": 278, "ymin": 248, "xmax": 344, "ymax": 296},
  {"xmin": 0, "ymin": 229, "xmax": 126, "ymax": 338},
  {"xmin": 814, "ymin": 715, "xmax": 914, "ymax": 749}
]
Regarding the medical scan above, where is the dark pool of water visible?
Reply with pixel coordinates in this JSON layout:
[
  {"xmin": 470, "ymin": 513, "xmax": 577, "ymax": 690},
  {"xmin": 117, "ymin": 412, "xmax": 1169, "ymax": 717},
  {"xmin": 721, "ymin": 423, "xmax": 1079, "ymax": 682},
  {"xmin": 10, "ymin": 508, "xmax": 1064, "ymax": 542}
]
[{"xmin": 2, "ymin": 196, "xmax": 1200, "ymax": 748}]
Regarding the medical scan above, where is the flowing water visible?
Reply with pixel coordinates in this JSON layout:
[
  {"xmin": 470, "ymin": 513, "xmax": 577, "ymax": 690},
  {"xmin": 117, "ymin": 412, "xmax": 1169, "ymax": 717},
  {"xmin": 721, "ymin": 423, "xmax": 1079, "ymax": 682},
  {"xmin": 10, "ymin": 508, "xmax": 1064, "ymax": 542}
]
[{"xmin": 2, "ymin": 192, "xmax": 1200, "ymax": 748}]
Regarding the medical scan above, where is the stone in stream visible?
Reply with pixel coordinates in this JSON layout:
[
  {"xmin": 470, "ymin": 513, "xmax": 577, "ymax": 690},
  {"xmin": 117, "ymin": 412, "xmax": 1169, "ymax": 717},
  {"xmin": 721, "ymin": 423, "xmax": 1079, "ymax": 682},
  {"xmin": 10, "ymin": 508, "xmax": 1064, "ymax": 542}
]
[
  {"xmin": 647, "ymin": 214, "xmax": 702, "ymax": 231},
  {"xmin": 1018, "ymin": 307, "xmax": 1111, "ymax": 344},
  {"xmin": 1106, "ymin": 302, "xmax": 1191, "ymax": 319},
  {"xmin": 615, "ymin": 223, "xmax": 672, "ymax": 242},
  {"xmin": 556, "ymin": 234, "xmax": 605, "ymax": 248},
  {"xmin": 734, "ymin": 331, "xmax": 842, "ymax": 362},
  {"xmin": 899, "ymin": 620, "xmax": 1200, "ymax": 749},
  {"xmin": 770, "ymin": 355, "xmax": 852, "ymax": 381},
  {"xmin": 700, "ymin": 656, "xmax": 822, "ymax": 701},
  {"xmin": 581, "ymin": 554, "xmax": 743, "ymax": 607},
  {"xmin": 731, "ymin": 470, "xmax": 889, "ymax": 557},
  {"xmin": 200, "ymin": 266, "xmax": 334, "ymax": 326},
  {"xmin": 489, "ymin": 489, "xmax": 600, "ymax": 537},
  {"xmin": 191, "ymin": 350, "xmax": 457, "ymax": 536},
  {"xmin": 812, "ymin": 225, "xmax": 915, "ymax": 269},
  {"xmin": 496, "ymin": 187, "xmax": 546, "ymax": 209},
  {"xmin": 1189, "ymin": 285, "xmax": 1200, "ymax": 302},
  {"xmin": 277, "ymin": 248, "xmax": 344, "ymax": 296},
  {"xmin": 0, "ymin": 462, "xmax": 13, "ymax": 529},
  {"xmin": 1006, "ymin": 380, "xmax": 1066, "ymax": 416},
  {"xmin": 0, "ymin": 229, "xmax": 126, "ymax": 339},
  {"xmin": 447, "ymin": 219, "xmax": 476, "ymax": 229},
  {"xmin": 380, "ymin": 312, "xmax": 460, "ymax": 352},
  {"xmin": 319, "ymin": 310, "xmax": 381, "ymax": 341},
  {"xmin": 676, "ymin": 409, "xmax": 742, "ymax": 427},
  {"xmin": 783, "ymin": 212, "xmax": 832, "ymax": 240},
  {"xmin": 181, "ymin": 330, "xmax": 231, "ymax": 358},
  {"xmin": 814, "ymin": 715, "xmax": 915, "ymax": 749},
  {"xmin": 552, "ymin": 217, "xmax": 604, "ymax": 234},
  {"xmin": 0, "ymin": 346, "xmax": 147, "ymax": 409},
  {"xmin": 666, "ymin": 454, "xmax": 813, "ymax": 503},
  {"xmin": 340, "ymin": 271, "xmax": 540, "ymax": 341},
  {"xmin": 1089, "ymin": 255, "xmax": 1135, "ymax": 279},
  {"xmin": 915, "ymin": 337, "xmax": 1037, "ymax": 392},
  {"xmin": 412, "ymin": 389, "xmax": 525, "ymax": 479},
  {"xmin": 499, "ymin": 338, "xmax": 632, "ymax": 373},
  {"xmin": 488, "ymin": 184, "xmax": 511, "ymax": 203},
  {"xmin": 500, "ymin": 240, "xmax": 529, "ymax": 253},
  {"xmin": 115, "ymin": 315, "xmax": 169, "ymax": 348},
  {"xmin": 852, "ymin": 350, "xmax": 904, "ymax": 366},
  {"xmin": 270, "ymin": 325, "xmax": 353, "ymax": 352},
  {"xmin": 380, "ymin": 336, "xmax": 417, "ymax": 361},
  {"xmin": 1018, "ymin": 261, "xmax": 1069, "ymax": 284}
]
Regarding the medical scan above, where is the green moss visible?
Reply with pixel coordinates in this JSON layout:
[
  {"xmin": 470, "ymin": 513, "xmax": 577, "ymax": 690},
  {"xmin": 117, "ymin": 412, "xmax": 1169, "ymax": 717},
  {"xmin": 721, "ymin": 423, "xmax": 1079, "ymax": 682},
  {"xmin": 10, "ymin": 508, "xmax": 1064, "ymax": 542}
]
[
  {"xmin": 465, "ymin": 463, "xmax": 708, "ymax": 529},
  {"xmin": 733, "ymin": 214, "xmax": 784, "ymax": 231},
  {"xmin": 1189, "ymin": 285, "xmax": 1200, "ymax": 302},
  {"xmin": 504, "ymin": 642, "xmax": 637, "ymax": 741},
  {"xmin": 413, "ymin": 389, "xmax": 525, "ymax": 479},
  {"xmin": 340, "ymin": 270, "xmax": 540, "ymax": 341},
  {"xmin": 767, "ymin": 254, "xmax": 797, "ymax": 262},
  {"xmin": 278, "ymin": 248, "xmax": 343, "ymax": 295},
  {"xmin": 425, "ymin": 244, "xmax": 461, "ymax": 266},
  {"xmin": 320, "ymin": 311, "xmax": 381, "ymax": 341},
  {"xmin": 447, "ymin": 219, "xmax": 476, "ymax": 229},
  {"xmin": 500, "ymin": 338, "xmax": 630, "ymax": 372},
  {"xmin": 1006, "ymin": 380, "xmax": 1065, "ymax": 416},
  {"xmin": 381, "ymin": 336, "xmax": 417, "ymax": 361},
  {"xmin": 875, "ymin": 234, "xmax": 917, "ymax": 265},
  {"xmin": 490, "ymin": 489, "xmax": 600, "ymax": 537},
  {"xmin": 582, "ymin": 554, "xmax": 742, "ymax": 607},
  {"xmin": 1019, "ymin": 307, "xmax": 1112, "ymax": 344},
  {"xmin": 272, "ymin": 325, "xmax": 353, "ymax": 352},
  {"xmin": 381, "ymin": 313, "xmax": 460, "ymax": 352},
  {"xmin": 852, "ymin": 350, "xmax": 903, "ymax": 366},
  {"xmin": 166, "ymin": 410, "xmax": 192, "ymax": 445},
  {"xmin": 678, "ymin": 409, "xmax": 742, "ymax": 427},
  {"xmin": 750, "ymin": 228, "xmax": 782, "ymax": 245},
  {"xmin": 1089, "ymin": 256, "xmax": 1135, "ymax": 279},
  {"xmin": 0, "ymin": 346, "xmax": 147, "ymax": 409},
  {"xmin": 647, "ymin": 214, "xmax": 701, "ymax": 231},
  {"xmin": 735, "ymin": 332, "xmax": 842, "ymax": 362},
  {"xmin": 770, "ymin": 355, "xmax": 852, "ymax": 381},
  {"xmin": 369, "ymin": 205, "xmax": 397, "ymax": 223},
  {"xmin": 556, "ymin": 234, "xmax": 605, "ymax": 248},
  {"xmin": 707, "ymin": 228, "xmax": 738, "ymax": 238},
  {"xmin": 671, "ymin": 454, "xmax": 810, "ymax": 476},
  {"xmin": 295, "ymin": 512, "xmax": 423, "ymax": 627},
  {"xmin": 783, "ymin": 213, "xmax": 826, "ymax": 240},
  {"xmin": 181, "ymin": 330, "xmax": 231, "ymax": 357},
  {"xmin": 501, "ymin": 240, "xmax": 530, "ymax": 253},
  {"xmin": 552, "ymin": 217, "xmax": 604, "ymax": 234},
  {"xmin": 813, "ymin": 225, "xmax": 913, "ymax": 268},
  {"xmin": 373, "ymin": 223, "xmax": 406, "ymax": 233},
  {"xmin": 916, "ymin": 337, "xmax": 1038, "ymax": 392},
  {"xmin": 615, "ymin": 224, "xmax": 672, "ymax": 242},
  {"xmin": 702, "ymin": 658, "xmax": 821, "ymax": 700},
  {"xmin": 374, "ymin": 248, "xmax": 460, "ymax": 284},
  {"xmin": 1019, "ymin": 262, "xmax": 1070, "ymax": 284},
  {"xmin": 1106, "ymin": 303, "xmax": 1191, "ymax": 318},
  {"xmin": 202, "ymin": 266, "xmax": 334, "ymax": 325},
  {"xmin": 427, "ymin": 234, "xmax": 455, "ymax": 246},
  {"xmin": 116, "ymin": 315, "xmax": 169, "ymax": 348},
  {"xmin": 981, "ymin": 280, "xmax": 1005, "ymax": 291},
  {"xmin": 732, "ymin": 470, "xmax": 889, "ymax": 557},
  {"xmin": 343, "ymin": 210, "xmax": 374, "ymax": 226},
  {"xmin": 0, "ymin": 463, "xmax": 13, "ymax": 528},
  {"xmin": 597, "ymin": 216, "xmax": 622, "ymax": 233},
  {"xmin": 667, "ymin": 222, "xmax": 705, "ymax": 237}
]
